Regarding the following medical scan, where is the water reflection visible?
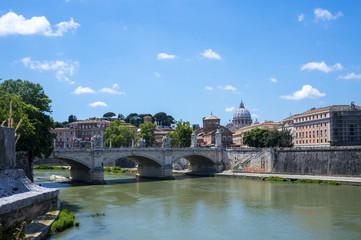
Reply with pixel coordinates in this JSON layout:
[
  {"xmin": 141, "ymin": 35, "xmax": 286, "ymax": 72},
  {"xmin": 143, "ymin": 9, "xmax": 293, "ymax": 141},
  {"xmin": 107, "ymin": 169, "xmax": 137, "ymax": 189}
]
[{"xmin": 35, "ymin": 170, "xmax": 361, "ymax": 240}]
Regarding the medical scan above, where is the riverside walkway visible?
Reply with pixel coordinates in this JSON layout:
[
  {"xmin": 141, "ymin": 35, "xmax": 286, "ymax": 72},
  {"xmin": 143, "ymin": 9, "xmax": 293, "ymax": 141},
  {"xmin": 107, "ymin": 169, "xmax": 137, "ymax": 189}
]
[{"xmin": 216, "ymin": 172, "xmax": 361, "ymax": 184}]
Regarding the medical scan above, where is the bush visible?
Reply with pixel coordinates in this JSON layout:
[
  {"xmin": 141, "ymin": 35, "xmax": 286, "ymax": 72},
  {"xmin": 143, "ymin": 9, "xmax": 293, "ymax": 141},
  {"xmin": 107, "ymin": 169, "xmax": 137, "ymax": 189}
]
[
  {"xmin": 51, "ymin": 209, "xmax": 75, "ymax": 233},
  {"xmin": 265, "ymin": 176, "xmax": 289, "ymax": 182},
  {"xmin": 34, "ymin": 164, "xmax": 68, "ymax": 170},
  {"xmin": 103, "ymin": 166, "xmax": 126, "ymax": 173},
  {"xmin": 296, "ymin": 179, "xmax": 341, "ymax": 185},
  {"xmin": 1, "ymin": 221, "xmax": 26, "ymax": 240}
]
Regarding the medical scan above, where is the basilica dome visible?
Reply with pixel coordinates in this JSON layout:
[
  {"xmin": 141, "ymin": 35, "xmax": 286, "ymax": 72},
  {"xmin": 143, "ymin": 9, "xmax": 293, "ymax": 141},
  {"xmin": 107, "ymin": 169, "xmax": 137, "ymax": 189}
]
[
  {"xmin": 233, "ymin": 102, "xmax": 251, "ymax": 119},
  {"xmin": 226, "ymin": 101, "xmax": 252, "ymax": 131}
]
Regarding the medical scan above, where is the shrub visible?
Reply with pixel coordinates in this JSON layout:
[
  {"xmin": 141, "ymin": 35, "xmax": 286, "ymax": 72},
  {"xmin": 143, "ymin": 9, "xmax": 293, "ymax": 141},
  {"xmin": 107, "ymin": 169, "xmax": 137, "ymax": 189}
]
[
  {"xmin": 51, "ymin": 209, "xmax": 75, "ymax": 233},
  {"xmin": 265, "ymin": 176, "xmax": 289, "ymax": 182},
  {"xmin": 103, "ymin": 166, "xmax": 126, "ymax": 173},
  {"xmin": 296, "ymin": 179, "xmax": 341, "ymax": 185},
  {"xmin": 34, "ymin": 164, "xmax": 68, "ymax": 170}
]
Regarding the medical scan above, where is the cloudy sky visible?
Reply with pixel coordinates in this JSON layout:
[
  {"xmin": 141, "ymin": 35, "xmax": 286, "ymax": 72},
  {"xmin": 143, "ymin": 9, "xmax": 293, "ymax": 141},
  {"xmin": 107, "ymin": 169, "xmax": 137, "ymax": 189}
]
[{"xmin": 1, "ymin": 1, "xmax": 360, "ymax": 125}]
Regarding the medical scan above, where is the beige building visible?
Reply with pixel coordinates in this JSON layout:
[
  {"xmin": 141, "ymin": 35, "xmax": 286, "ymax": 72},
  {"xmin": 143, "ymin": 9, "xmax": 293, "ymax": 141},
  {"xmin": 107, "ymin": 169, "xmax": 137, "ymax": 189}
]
[
  {"xmin": 232, "ymin": 121, "xmax": 279, "ymax": 146},
  {"xmin": 294, "ymin": 102, "xmax": 361, "ymax": 147}
]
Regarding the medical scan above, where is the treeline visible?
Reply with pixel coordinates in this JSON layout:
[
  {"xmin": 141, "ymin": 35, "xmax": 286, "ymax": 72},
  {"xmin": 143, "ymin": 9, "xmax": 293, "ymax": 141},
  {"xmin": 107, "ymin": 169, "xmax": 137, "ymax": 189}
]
[
  {"xmin": 243, "ymin": 128, "xmax": 293, "ymax": 148},
  {"xmin": 55, "ymin": 112, "xmax": 174, "ymax": 128}
]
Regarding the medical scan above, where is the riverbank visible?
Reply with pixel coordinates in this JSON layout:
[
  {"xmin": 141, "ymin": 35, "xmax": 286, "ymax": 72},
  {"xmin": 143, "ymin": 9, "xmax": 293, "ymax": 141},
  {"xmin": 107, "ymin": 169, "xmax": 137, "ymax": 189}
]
[{"xmin": 216, "ymin": 171, "xmax": 361, "ymax": 185}]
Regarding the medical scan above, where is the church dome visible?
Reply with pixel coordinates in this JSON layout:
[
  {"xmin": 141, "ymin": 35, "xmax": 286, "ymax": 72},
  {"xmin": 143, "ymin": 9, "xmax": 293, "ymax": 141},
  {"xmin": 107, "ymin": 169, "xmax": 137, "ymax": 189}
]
[{"xmin": 233, "ymin": 101, "xmax": 251, "ymax": 119}]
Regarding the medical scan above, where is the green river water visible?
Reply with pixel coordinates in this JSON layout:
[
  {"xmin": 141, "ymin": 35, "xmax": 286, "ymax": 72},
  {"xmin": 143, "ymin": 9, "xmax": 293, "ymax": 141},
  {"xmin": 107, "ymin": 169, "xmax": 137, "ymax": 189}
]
[{"xmin": 34, "ymin": 170, "xmax": 361, "ymax": 240}]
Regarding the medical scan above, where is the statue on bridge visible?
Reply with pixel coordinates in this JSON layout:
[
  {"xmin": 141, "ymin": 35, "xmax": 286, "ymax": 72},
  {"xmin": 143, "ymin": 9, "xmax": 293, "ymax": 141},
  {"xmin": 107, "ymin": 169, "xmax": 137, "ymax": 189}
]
[
  {"xmin": 72, "ymin": 137, "xmax": 82, "ymax": 148},
  {"xmin": 91, "ymin": 134, "xmax": 103, "ymax": 149},
  {"xmin": 162, "ymin": 136, "xmax": 171, "ymax": 148},
  {"xmin": 138, "ymin": 138, "xmax": 146, "ymax": 148}
]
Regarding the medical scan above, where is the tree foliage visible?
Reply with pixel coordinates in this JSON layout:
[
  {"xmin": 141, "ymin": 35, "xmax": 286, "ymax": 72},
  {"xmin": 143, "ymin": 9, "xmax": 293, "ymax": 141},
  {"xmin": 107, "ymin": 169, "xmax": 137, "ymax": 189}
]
[
  {"xmin": 154, "ymin": 112, "xmax": 174, "ymax": 126},
  {"xmin": 138, "ymin": 121, "xmax": 157, "ymax": 147},
  {"xmin": 103, "ymin": 120, "xmax": 134, "ymax": 147},
  {"xmin": 243, "ymin": 128, "xmax": 293, "ymax": 148},
  {"xmin": 68, "ymin": 115, "xmax": 77, "ymax": 123},
  {"xmin": 166, "ymin": 120, "xmax": 193, "ymax": 147},
  {"xmin": 0, "ymin": 79, "xmax": 55, "ymax": 160},
  {"xmin": 103, "ymin": 112, "xmax": 116, "ymax": 118}
]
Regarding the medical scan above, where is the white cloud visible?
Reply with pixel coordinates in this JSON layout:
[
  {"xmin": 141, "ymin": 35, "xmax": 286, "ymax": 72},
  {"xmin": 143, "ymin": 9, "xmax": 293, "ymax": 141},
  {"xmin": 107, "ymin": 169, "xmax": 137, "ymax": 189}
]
[
  {"xmin": 89, "ymin": 101, "xmax": 108, "ymax": 108},
  {"xmin": 20, "ymin": 57, "xmax": 79, "ymax": 84},
  {"xmin": 301, "ymin": 61, "xmax": 343, "ymax": 73},
  {"xmin": 218, "ymin": 85, "xmax": 237, "ymax": 91},
  {"xmin": 281, "ymin": 85, "xmax": 326, "ymax": 101},
  {"xmin": 251, "ymin": 114, "xmax": 259, "ymax": 118},
  {"xmin": 205, "ymin": 86, "xmax": 213, "ymax": 91},
  {"xmin": 0, "ymin": 12, "xmax": 79, "ymax": 37},
  {"xmin": 225, "ymin": 107, "xmax": 235, "ymax": 112},
  {"xmin": 202, "ymin": 49, "xmax": 221, "ymax": 60},
  {"xmin": 270, "ymin": 77, "xmax": 278, "ymax": 83},
  {"xmin": 100, "ymin": 83, "xmax": 125, "ymax": 95},
  {"xmin": 339, "ymin": 72, "xmax": 361, "ymax": 80},
  {"xmin": 154, "ymin": 72, "xmax": 161, "ymax": 78},
  {"xmin": 157, "ymin": 53, "xmax": 177, "ymax": 60},
  {"xmin": 298, "ymin": 14, "xmax": 304, "ymax": 22},
  {"xmin": 73, "ymin": 86, "xmax": 95, "ymax": 95},
  {"xmin": 314, "ymin": 8, "xmax": 343, "ymax": 21}
]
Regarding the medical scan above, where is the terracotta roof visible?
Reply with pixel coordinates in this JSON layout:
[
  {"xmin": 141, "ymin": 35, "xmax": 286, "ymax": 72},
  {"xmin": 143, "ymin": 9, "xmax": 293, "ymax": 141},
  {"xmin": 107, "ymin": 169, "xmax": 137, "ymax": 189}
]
[{"xmin": 204, "ymin": 114, "xmax": 220, "ymax": 120}]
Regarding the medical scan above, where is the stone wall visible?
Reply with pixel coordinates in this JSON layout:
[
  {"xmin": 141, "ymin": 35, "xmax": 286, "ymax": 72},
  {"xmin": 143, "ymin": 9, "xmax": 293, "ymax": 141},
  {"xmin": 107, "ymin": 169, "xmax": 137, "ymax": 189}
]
[
  {"xmin": 0, "ymin": 127, "xmax": 15, "ymax": 170},
  {"xmin": 273, "ymin": 148, "xmax": 361, "ymax": 176}
]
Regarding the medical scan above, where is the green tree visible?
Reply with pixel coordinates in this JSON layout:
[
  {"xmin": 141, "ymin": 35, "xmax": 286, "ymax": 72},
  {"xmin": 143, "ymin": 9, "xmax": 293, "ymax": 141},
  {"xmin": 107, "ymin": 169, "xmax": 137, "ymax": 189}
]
[
  {"xmin": 154, "ymin": 112, "xmax": 174, "ymax": 126},
  {"xmin": 68, "ymin": 115, "xmax": 77, "ymax": 123},
  {"xmin": 243, "ymin": 128, "xmax": 294, "ymax": 148},
  {"xmin": 166, "ymin": 120, "xmax": 193, "ymax": 147},
  {"xmin": 103, "ymin": 121, "xmax": 134, "ymax": 147},
  {"xmin": 0, "ymin": 79, "xmax": 55, "ymax": 162},
  {"xmin": 138, "ymin": 121, "xmax": 157, "ymax": 147},
  {"xmin": 118, "ymin": 113, "xmax": 125, "ymax": 120},
  {"xmin": 242, "ymin": 128, "xmax": 269, "ymax": 148},
  {"xmin": 103, "ymin": 112, "xmax": 116, "ymax": 118}
]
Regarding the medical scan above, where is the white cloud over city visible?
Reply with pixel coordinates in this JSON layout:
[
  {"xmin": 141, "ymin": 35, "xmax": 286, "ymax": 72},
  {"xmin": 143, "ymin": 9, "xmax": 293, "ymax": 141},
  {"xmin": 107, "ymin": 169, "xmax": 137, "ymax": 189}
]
[
  {"xmin": 339, "ymin": 72, "xmax": 361, "ymax": 80},
  {"xmin": 20, "ymin": 57, "xmax": 79, "ymax": 84},
  {"xmin": 73, "ymin": 86, "xmax": 95, "ymax": 95},
  {"xmin": 157, "ymin": 53, "xmax": 177, "ymax": 60},
  {"xmin": 154, "ymin": 72, "xmax": 161, "ymax": 78},
  {"xmin": 205, "ymin": 86, "xmax": 213, "ymax": 91},
  {"xmin": 0, "ymin": 12, "xmax": 79, "ymax": 37},
  {"xmin": 100, "ymin": 83, "xmax": 125, "ymax": 95},
  {"xmin": 298, "ymin": 14, "xmax": 304, "ymax": 22},
  {"xmin": 202, "ymin": 49, "xmax": 221, "ymax": 60},
  {"xmin": 281, "ymin": 85, "xmax": 326, "ymax": 100},
  {"xmin": 88, "ymin": 101, "xmax": 108, "ymax": 107},
  {"xmin": 218, "ymin": 85, "xmax": 237, "ymax": 91},
  {"xmin": 314, "ymin": 8, "xmax": 343, "ymax": 22},
  {"xmin": 269, "ymin": 77, "xmax": 278, "ymax": 83},
  {"xmin": 301, "ymin": 61, "xmax": 343, "ymax": 73},
  {"xmin": 225, "ymin": 107, "xmax": 235, "ymax": 112}
]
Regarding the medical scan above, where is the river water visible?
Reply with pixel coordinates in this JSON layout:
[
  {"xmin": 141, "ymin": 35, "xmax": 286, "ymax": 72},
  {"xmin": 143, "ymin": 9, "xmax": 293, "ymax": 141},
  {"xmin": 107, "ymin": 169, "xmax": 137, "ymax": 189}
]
[{"xmin": 34, "ymin": 170, "xmax": 361, "ymax": 240}]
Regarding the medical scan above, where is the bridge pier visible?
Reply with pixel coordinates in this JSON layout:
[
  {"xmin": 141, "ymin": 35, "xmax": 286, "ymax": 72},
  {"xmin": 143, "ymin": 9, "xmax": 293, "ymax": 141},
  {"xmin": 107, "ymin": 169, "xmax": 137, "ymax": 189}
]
[
  {"xmin": 137, "ymin": 164, "xmax": 174, "ymax": 180},
  {"xmin": 70, "ymin": 167, "xmax": 105, "ymax": 184}
]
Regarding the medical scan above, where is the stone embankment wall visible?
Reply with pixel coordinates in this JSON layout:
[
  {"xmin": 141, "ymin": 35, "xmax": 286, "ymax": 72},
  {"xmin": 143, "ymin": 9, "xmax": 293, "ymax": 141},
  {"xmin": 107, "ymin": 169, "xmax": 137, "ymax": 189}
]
[
  {"xmin": 0, "ymin": 127, "xmax": 59, "ymax": 231},
  {"xmin": 273, "ymin": 147, "xmax": 361, "ymax": 176},
  {"xmin": 227, "ymin": 147, "xmax": 361, "ymax": 176}
]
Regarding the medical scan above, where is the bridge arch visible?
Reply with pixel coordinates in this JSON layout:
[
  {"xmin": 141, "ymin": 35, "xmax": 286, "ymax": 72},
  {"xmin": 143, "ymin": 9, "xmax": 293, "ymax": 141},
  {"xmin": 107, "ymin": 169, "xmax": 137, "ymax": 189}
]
[
  {"xmin": 102, "ymin": 153, "xmax": 163, "ymax": 167},
  {"xmin": 171, "ymin": 152, "xmax": 218, "ymax": 174}
]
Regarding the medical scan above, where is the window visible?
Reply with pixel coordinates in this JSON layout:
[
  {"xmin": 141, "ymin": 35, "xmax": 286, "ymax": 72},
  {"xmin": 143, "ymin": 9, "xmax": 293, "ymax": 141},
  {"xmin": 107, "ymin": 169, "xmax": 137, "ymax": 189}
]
[
  {"xmin": 325, "ymin": 138, "xmax": 327, "ymax": 143},
  {"xmin": 321, "ymin": 130, "xmax": 323, "ymax": 136},
  {"xmin": 317, "ymin": 130, "xmax": 319, "ymax": 137},
  {"xmin": 321, "ymin": 139, "xmax": 323, "ymax": 143},
  {"xmin": 228, "ymin": 136, "xmax": 231, "ymax": 141},
  {"xmin": 223, "ymin": 136, "xmax": 226, "ymax": 141},
  {"xmin": 71, "ymin": 132, "xmax": 73, "ymax": 135},
  {"xmin": 306, "ymin": 140, "xmax": 308, "ymax": 143},
  {"xmin": 324, "ymin": 129, "xmax": 327, "ymax": 137}
]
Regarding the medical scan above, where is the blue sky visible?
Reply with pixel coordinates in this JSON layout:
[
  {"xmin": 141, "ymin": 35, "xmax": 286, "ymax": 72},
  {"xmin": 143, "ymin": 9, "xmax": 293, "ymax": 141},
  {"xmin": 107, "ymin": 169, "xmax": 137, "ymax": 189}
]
[{"xmin": 1, "ymin": 0, "xmax": 361, "ymax": 125}]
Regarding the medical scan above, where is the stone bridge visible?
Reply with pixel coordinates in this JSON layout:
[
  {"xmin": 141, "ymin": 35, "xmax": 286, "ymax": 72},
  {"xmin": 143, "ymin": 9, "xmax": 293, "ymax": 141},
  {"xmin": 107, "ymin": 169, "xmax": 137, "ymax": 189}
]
[{"xmin": 53, "ymin": 148, "xmax": 227, "ymax": 184}]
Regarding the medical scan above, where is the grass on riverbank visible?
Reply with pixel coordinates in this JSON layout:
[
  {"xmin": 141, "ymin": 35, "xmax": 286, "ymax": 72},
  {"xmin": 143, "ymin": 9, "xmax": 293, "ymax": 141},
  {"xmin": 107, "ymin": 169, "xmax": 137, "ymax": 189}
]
[
  {"xmin": 295, "ymin": 178, "xmax": 341, "ymax": 185},
  {"xmin": 258, "ymin": 176, "xmax": 341, "ymax": 185},
  {"xmin": 103, "ymin": 166, "xmax": 136, "ymax": 173},
  {"xmin": 51, "ymin": 209, "xmax": 76, "ymax": 234},
  {"xmin": 34, "ymin": 165, "xmax": 69, "ymax": 170}
]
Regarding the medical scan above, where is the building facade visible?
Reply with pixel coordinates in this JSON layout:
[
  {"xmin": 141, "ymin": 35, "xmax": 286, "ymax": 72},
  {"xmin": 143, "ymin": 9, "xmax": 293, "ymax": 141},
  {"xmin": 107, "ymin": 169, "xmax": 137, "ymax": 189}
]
[
  {"xmin": 294, "ymin": 102, "xmax": 361, "ymax": 147},
  {"xmin": 195, "ymin": 114, "xmax": 233, "ymax": 146}
]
